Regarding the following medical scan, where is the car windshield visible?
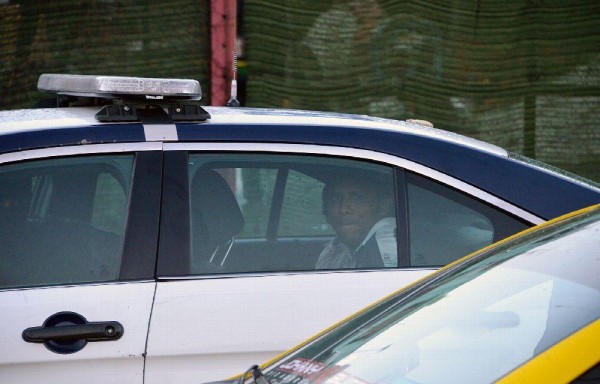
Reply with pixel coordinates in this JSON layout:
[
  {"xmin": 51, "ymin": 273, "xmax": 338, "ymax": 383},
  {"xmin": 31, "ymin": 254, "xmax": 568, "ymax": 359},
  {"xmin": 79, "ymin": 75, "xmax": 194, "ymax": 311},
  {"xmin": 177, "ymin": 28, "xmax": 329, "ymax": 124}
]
[{"xmin": 263, "ymin": 207, "xmax": 600, "ymax": 384}]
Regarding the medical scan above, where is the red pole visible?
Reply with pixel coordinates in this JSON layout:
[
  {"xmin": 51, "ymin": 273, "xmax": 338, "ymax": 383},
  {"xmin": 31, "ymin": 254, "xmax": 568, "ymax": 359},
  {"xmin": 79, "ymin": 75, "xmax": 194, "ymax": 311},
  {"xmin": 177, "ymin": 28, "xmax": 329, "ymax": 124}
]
[{"xmin": 210, "ymin": 0, "xmax": 237, "ymax": 106}]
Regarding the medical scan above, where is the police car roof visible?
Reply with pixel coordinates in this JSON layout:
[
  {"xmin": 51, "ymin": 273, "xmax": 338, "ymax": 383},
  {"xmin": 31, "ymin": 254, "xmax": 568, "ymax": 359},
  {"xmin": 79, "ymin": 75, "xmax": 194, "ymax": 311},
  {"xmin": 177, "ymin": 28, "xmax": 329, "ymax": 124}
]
[
  {"xmin": 0, "ymin": 105, "xmax": 507, "ymax": 157},
  {"xmin": 0, "ymin": 73, "xmax": 506, "ymax": 156}
]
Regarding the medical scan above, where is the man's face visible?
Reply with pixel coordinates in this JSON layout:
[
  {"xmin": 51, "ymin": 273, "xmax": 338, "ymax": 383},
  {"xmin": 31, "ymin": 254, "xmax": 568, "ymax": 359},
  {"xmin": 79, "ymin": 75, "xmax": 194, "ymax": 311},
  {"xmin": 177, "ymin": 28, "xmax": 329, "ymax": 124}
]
[{"xmin": 324, "ymin": 179, "xmax": 382, "ymax": 249}]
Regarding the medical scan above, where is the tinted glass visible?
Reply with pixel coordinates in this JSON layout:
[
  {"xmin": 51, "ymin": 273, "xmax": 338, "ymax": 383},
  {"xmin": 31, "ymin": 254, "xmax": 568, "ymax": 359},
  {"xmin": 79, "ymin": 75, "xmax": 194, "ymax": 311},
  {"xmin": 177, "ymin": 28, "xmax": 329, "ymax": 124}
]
[
  {"xmin": 188, "ymin": 153, "xmax": 396, "ymax": 274},
  {"xmin": 278, "ymin": 169, "xmax": 335, "ymax": 238},
  {"xmin": 184, "ymin": 153, "xmax": 532, "ymax": 275},
  {"xmin": 264, "ymin": 208, "xmax": 600, "ymax": 383},
  {"xmin": 406, "ymin": 172, "xmax": 529, "ymax": 266},
  {"xmin": 0, "ymin": 155, "xmax": 134, "ymax": 288}
]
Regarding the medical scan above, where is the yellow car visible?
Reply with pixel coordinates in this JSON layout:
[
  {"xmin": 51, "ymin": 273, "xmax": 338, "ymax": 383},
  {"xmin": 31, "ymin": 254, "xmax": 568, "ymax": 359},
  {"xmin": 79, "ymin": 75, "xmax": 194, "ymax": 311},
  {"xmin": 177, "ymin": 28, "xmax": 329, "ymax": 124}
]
[{"xmin": 227, "ymin": 204, "xmax": 600, "ymax": 384}]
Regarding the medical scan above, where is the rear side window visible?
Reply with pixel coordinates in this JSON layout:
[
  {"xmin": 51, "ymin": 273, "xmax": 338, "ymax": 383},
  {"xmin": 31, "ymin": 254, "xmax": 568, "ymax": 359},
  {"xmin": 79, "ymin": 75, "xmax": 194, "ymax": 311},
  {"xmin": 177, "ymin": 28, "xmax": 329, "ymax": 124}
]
[
  {"xmin": 187, "ymin": 153, "xmax": 396, "ymax": 274},
  {"xmin": 175, "ymin": 152, "xmax": 530, "ymax": 276},
  {"xmin": 406, "ymin": 172, "xmax": 529, "ymax": 266},
  {"xmin": 0, "ymin": 155, "xmax": 134, "ymax": 289}
]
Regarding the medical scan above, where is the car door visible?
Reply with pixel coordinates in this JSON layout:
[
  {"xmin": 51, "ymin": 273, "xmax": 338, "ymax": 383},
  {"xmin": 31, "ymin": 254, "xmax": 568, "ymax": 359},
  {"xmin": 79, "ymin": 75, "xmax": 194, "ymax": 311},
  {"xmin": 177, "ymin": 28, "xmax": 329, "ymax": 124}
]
[
  {"xmin": 0, "ymin": 145, "xmax": 162, "ymax": 384},
  {"xmin": 145, "ymin": 143, "xmax": 541, "ymax": 383}
]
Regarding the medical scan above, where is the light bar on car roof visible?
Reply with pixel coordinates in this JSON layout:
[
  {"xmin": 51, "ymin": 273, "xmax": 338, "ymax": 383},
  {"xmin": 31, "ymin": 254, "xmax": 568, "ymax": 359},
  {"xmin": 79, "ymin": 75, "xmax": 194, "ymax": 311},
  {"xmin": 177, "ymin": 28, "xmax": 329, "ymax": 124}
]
[
  {"xmin": 38, "ymin": 74, "xmax": 202, "ymax": 100},
  {"xmin": 36, "ymin": 73, "xmax": 210, "ymax": 122}
]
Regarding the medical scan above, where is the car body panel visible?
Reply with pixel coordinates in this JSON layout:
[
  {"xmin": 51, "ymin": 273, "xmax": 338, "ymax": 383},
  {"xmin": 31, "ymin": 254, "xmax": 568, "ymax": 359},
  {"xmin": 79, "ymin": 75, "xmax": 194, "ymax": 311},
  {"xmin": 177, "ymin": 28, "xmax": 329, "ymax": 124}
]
[
  {"xmin": 145, "ymin": 269, "xmax": 435, "ymax": 382},
  {"xmin": 0, "ymin": 282, "xmax": 155, "ymax": 384},
  {"xmin": 498, "ymin": 318, "xmax": 600, "ymax": 383}
]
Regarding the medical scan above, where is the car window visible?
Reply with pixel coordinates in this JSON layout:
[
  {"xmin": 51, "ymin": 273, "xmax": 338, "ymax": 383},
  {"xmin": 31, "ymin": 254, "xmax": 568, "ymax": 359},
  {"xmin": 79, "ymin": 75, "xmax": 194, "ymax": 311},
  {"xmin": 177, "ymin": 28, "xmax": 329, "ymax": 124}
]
[
  {"xmin": 406, "ymin": 172, "xmax": 529, "ymax": 266},
  {"xmin": 278, "ymin": 169, "xmax": 335, "ymax": 238},
  {"xmin": 236, "ymin": 167, "xmax": 277, "ymax": 239},
  {"xmin": 91, "ymin": 171, "xmax": 129, "ymax": 234},
  {"xmin": 184, "ymin": 153, "xmax": 530, "ymax": 275},
  {"xmin": 0, "ymin": 155, "xmax": 134, "ymax": 289},
  {"xmin": 206, "ymin": 167, "xmax": 333, "ymax": 239},
  {"xmin": 188, "ymin": 153, "xmax": 396, "ymax": 274}
]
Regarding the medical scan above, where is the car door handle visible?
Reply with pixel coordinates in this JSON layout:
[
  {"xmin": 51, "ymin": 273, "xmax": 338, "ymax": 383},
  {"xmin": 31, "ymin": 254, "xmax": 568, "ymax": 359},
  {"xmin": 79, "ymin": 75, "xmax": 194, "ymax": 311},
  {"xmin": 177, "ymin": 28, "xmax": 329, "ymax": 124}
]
[
  {"xmin": 22, "ymin": 311, "xmax": 124, "ymax": 354},
  {"xmin": 23, "ymin": 321, "xmax": 124, "ymax": 343}
]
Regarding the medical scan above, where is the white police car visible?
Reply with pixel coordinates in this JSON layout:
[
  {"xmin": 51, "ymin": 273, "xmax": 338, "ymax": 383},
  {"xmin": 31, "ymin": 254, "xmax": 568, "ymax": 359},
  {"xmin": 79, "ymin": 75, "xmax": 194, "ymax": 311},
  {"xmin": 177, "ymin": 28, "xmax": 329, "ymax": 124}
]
[{"xmin": 1, "ymin": 74, "xmax": 599, "ymax": 383}]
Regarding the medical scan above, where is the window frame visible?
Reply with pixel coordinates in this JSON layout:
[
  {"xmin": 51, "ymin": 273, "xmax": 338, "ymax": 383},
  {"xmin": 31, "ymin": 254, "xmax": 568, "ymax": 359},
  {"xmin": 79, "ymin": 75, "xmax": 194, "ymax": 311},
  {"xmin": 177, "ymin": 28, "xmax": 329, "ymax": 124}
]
[
  {"xmin": 0, "ymin": 142, "xmax": 163, "ymax": 289},
  {"xmin": 404, "ymin": 170, "xmax": 531, "ymax": 267},
  {"xmin": 157, "ymin": 143, "xmax": 542, "ymax": 278}
]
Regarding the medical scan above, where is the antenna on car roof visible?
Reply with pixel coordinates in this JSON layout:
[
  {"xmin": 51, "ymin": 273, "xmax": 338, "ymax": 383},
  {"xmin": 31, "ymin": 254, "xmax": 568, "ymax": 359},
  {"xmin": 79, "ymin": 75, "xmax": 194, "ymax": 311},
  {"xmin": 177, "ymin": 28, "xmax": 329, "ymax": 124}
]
[{"xmin": 227, "ymin": 50, "xmax": 240, "ymax": 107}]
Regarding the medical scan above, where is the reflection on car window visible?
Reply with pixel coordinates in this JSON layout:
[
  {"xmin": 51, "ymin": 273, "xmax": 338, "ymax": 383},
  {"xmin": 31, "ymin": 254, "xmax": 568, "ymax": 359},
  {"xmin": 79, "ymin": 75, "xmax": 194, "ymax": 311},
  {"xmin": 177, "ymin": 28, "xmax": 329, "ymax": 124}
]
[
  {"xmin": 188, "ymin": 153, "xmax": 397, "ymax": 274},
  {"xmin": 237, "ymin": 167, "xmax": 277, "ymax": 239},
  {"xmin": 0, "ymin": 155, "xmax": 134, "ymax": 289},
  {"xmin": 279, "ymin": 170, "xmax": 334, "ymax": 238}
]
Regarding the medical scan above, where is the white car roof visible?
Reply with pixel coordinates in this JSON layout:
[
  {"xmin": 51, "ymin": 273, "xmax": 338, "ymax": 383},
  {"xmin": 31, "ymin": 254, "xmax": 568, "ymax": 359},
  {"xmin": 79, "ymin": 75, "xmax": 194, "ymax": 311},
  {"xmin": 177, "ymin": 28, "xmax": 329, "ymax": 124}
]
[{"xmin": 0, "ymin": 106, "xmax": 508, "ymax": 157}]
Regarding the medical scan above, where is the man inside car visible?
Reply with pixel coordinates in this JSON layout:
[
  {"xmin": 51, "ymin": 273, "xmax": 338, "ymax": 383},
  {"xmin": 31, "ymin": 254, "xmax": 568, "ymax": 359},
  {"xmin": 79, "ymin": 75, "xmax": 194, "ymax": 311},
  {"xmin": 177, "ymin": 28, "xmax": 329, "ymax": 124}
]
[{"xmin": 316, "ymin": 171, "xmax": 397, "ymax": 270}]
